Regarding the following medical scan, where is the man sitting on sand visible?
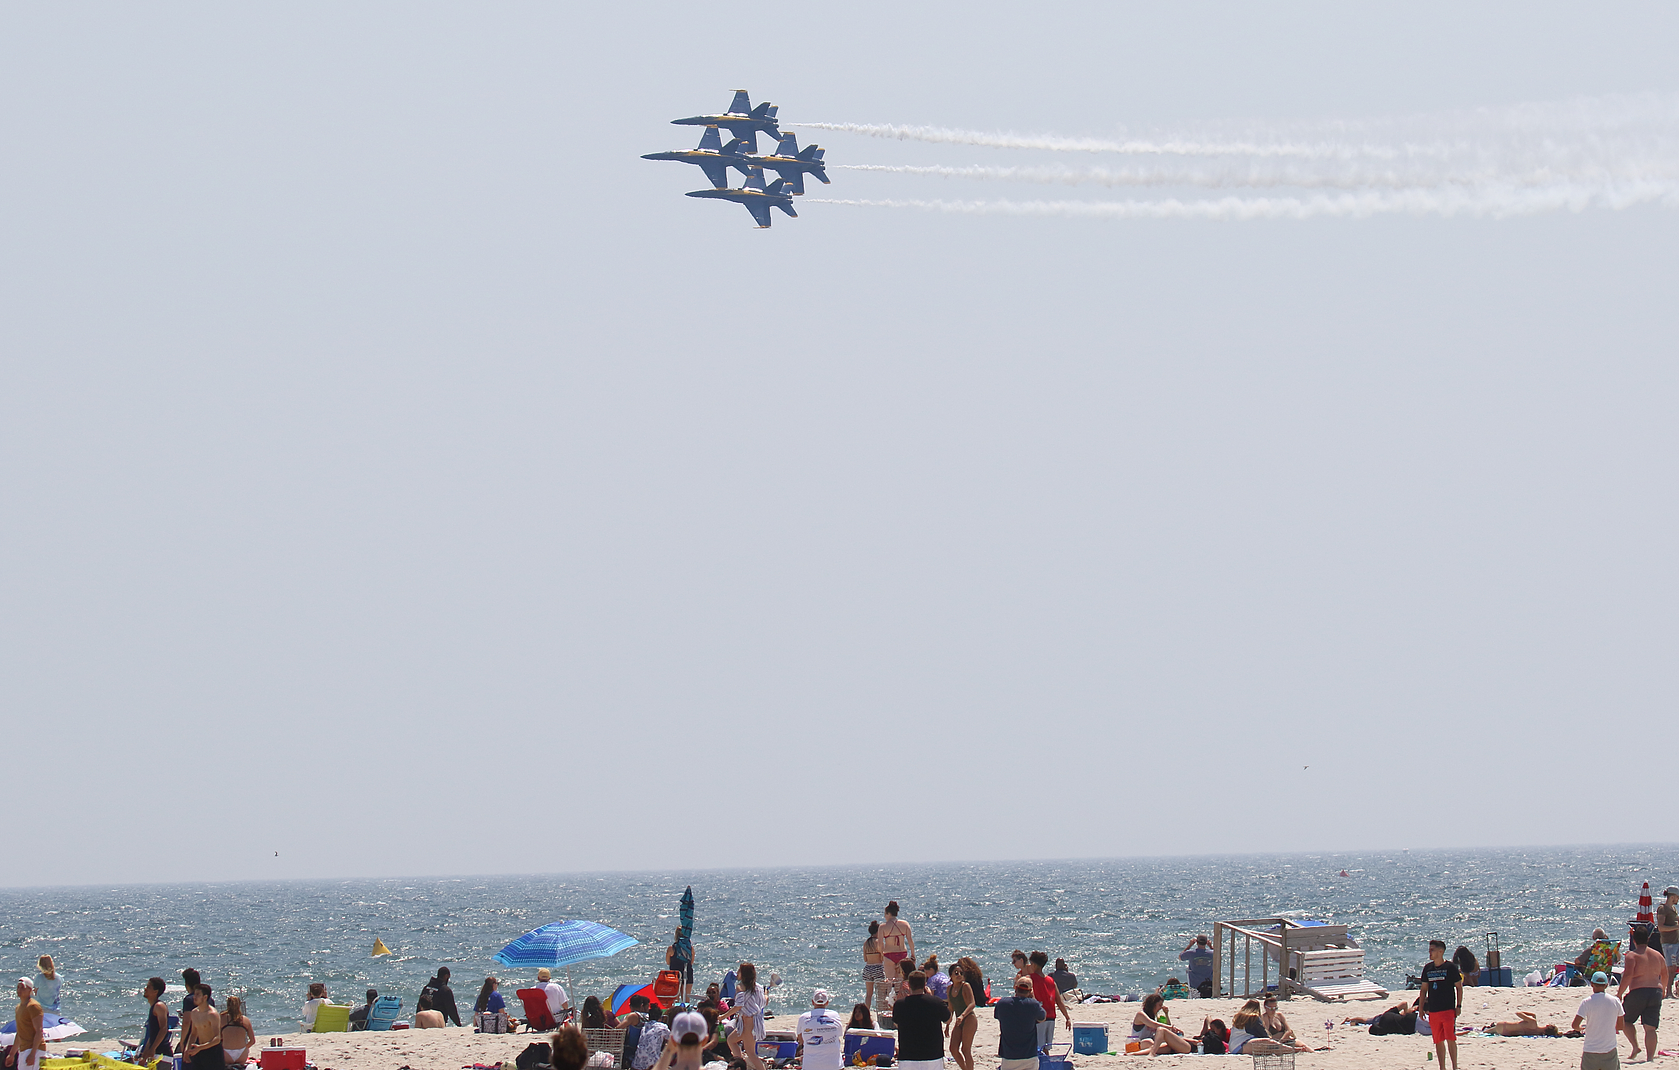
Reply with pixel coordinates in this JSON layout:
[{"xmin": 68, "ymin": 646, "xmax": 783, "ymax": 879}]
[
  {"xmin": 1484, "ymin": 1012, "xmax": 1559, "ymax": 1037},
  {"xmin": 414, "ymin": 995, "xmax": 445, "ymax": 1028},
  {"xmin": 1178, "ymin": 937, "xmax": 1216, "ymax": 999}
]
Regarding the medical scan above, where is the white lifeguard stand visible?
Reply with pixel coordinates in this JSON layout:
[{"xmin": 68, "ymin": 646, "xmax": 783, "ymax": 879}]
[{"xmin": 1211, "ymin": 917, "xmax": 1388, "ymax": 1002}]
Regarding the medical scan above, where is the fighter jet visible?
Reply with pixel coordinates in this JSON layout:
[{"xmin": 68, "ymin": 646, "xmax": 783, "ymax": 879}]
[
  {"xmin": 642, "ymin": 126, "xmax": 758, "ymax": 189},
  {"xmin": 671, "ymin": 90, "xmax": 780, "ymax": 151},
  {"xmin": 685, "ymin": 167, "xmax": 796, "ymax": 228},
  {"xmin": 748, "ymin": 133, "xmax": 829, "ymax": 195}
]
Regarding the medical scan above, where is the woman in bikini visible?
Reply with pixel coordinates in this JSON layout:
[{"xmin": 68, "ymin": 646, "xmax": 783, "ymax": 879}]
[
  {"xmin": 862, "ymin": 921, "xmax": 885, "ymax": 1014},
  {"xmin": 878, "ymin": 902, "xmax": 913, "ymax": 985},
  {"xmin": 947, "ymin": 958, "xmax": 982, "ymax": 1070},
  {"xmin": 1131, "ymin": 993, "xmax": 1192, "ymax": 1055},
  {"xmin": 220, "ymin": 996, "xmax": 255, "ymax": 1067}
]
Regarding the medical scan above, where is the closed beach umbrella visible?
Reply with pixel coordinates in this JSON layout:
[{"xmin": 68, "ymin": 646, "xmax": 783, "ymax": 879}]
[
  {"xmin": 675, "ymin": 887, "xmax": 695, "ymax": 968},
  {"xmin": 2, "ymin": 1013, "xmax": 86, "ymax": 1042}
]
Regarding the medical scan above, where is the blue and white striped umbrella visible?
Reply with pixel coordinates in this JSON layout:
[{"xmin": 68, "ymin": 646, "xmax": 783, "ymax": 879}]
[{"xmin": 494, "ymin": 920, "xmax": 638, "ymax": 970}]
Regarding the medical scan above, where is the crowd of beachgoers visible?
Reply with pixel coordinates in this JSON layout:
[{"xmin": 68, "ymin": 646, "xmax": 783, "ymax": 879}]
[{"xmin": 13, "ymin": 890, "xmax": 1679, "ymax": 1070}]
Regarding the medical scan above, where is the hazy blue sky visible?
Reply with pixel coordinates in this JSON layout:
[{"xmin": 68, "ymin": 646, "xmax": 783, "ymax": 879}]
[{"xmin": 3, "ymin": 2, "xmax": 1677, "ymax": 888}]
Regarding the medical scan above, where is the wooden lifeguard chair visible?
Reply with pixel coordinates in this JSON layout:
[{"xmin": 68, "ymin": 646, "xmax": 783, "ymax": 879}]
[{"xmin": 1211, "ymin": 918, "xmax": 1388, "ymax": 1002}]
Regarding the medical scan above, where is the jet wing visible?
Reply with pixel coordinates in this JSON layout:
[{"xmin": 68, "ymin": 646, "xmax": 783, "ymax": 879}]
[
  {"xmin": 745, "ymin": 201, "xmax": 773, "ymax": 228},
  {"xmin": 698, "ymin": 161, "xmax": 729, "ymax": 189}
]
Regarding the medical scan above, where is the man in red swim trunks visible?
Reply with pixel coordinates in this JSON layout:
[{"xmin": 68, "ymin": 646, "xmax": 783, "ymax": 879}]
[{"xmin": 1418, "ymin": 940, "xmax": 1463, "ymax": 1070}]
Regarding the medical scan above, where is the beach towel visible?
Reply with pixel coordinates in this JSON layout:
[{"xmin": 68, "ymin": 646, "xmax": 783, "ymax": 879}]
[{"xmin": 1583, "ymin": 941, "xmax": 1621, "ymax": 977}]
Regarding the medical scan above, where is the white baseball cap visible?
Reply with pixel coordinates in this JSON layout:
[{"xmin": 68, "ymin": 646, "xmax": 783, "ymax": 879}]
[
  {"xmin": 673, "ymin": 1011, "xmax": 709, "ymax": 1045},
  {"xmin": 811, "ymin": 990, "xmax": 830, "ymax": 1006}
]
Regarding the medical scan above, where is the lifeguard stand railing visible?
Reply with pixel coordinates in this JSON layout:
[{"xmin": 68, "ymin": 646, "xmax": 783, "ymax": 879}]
[{"xmin": 1211, "ymin": 918, "xmax": 1317, "ymax": 998}]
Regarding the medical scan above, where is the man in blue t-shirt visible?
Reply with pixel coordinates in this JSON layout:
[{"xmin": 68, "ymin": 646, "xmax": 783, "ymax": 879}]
[
  {"xmin": 1179, "ymin": 936, "xmax": 1216, "ymax": 998},
  {"xmin": 993, "ymin": 976, "xmax": 1046, "ymax": 1070}
]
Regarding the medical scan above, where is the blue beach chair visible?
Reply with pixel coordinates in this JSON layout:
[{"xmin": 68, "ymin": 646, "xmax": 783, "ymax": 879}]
[{"xmin": 367, "ymin": 996, "xmax": 402, "ymax": 1031}]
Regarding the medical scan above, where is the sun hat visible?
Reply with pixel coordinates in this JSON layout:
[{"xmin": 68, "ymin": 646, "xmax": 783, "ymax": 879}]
[
  {"xmin": 1592, "ymin": 972, "xmax": 1610, "ymax": 986},
  {"xmin": 811, "ymin": 990, "xmax": 830, "ymax": 1006},
  {"xmin": 538, "ymin": 968, "xmax": 552, "ymax": 981},
  {"xmin": 1665, "ymin": 887, "xmax": 1679, "ymax": 897}
]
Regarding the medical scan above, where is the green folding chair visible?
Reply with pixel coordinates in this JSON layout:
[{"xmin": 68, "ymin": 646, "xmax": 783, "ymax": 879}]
[{"xmin": 312, "ymin": 1005, "xmax": 352, "ymax": 1033}]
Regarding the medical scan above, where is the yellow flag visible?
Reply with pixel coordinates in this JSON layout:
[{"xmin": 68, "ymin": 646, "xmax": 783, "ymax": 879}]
[{"xmin": 372, "ymin": 938, "xmax": 392, "ymax": 957}]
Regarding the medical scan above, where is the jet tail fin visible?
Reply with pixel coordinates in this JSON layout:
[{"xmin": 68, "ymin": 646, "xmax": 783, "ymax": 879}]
[
  {"xmin": 728, "ymin": 90, "xmax": 751, "ymax": 114},
  {"xmin": 697, "ymin": 126, "xmax": 722, "ymax": 152},
  {"xmin": 750, "ymin": 101, "xmax": 774, "ymax": 119},
  {"xmin": 744, "ymin": 168, "xmax": 766, "ymax": 191},
  {"xmin": 766, "ymin": 178, "xmax": 790, "ymax": 196},
  {"xmin": 784, "ymin": 172, "xmax": 805, "ymax": 196},
  {"xmin": 800, "ymin": 143, "xmax": 823, "ymax": 160},
  {"xmin": 776, "ymin": 133, "xmax": 800, "ymax": 157},
  {"xmin": 721, "ymin": 136, "xmax": 753, "ymax": 157}
]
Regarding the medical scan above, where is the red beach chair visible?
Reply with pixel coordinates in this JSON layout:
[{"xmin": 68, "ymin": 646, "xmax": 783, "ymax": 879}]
[{"xmin": 515, "ymin": 988, "xmax": 556, "ymax": 1033}]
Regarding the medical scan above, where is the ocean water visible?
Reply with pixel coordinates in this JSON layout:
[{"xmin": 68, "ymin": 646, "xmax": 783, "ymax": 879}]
[{"xmin": 5, "ymin": 845, "xmax": 1677, "ymax": 1042}]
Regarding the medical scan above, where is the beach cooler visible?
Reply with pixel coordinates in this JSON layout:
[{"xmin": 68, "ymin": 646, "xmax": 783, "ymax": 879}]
[
  {"xmin": 843, "ymin": 1029, "xmax": 895, "ymax": 1066},
  {"xmin": 1071, "ymin": 1023, "xmax": 1108, "ymax": 1055},
  {"xmin": 257, "ymin": 1049, "xmax": 305, "ymax": 1070},
  {"xmin": 1039, "ymin": 1042, "xmax": 1072, "ymax": 1070},
  {"xmin": 756, "ymin": 1036, "xmax": 798, "ymax": 1068},
  {"xmin": 1477, "ymin": 967, "xmax": 1513, "ymax": 987}
]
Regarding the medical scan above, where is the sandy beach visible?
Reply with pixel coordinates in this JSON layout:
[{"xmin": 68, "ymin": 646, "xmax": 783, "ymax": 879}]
[{"xmin": 41, "ymin": 986, "xmax": 1646, "ymax": 1070}]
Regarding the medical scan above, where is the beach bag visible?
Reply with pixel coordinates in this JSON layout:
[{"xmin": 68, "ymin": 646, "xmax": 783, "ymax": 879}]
[
  {"xmin": 477, "ymin": 1011, "xmax": 509, "ymax": 1033},
  {"xmin": 516, "ymin": 1044, "xmax": 551, "ymax": 1070}
]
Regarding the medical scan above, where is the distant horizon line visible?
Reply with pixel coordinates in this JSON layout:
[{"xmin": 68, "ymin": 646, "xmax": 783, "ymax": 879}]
[{"xmin": 5, "ymin": 840, "xmax": 1676, "ymax": 893}]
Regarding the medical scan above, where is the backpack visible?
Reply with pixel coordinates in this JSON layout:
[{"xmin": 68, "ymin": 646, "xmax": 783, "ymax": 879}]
[{"xmin": 515, "ymin": 1043, "xmax": 551, "ymax": 1070}]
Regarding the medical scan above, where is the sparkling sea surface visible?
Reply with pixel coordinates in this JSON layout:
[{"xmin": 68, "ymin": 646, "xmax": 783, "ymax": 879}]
[{"xmin": 5, "ymin": 845, "xmax": 1677, "ymax": 1041}]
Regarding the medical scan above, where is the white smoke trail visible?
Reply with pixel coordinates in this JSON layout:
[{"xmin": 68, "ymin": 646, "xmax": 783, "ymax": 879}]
[
  {"xmin": 832, "ymin": 162, "xmax": 1679, "ymax": 191},
  {"xmin": 808, "ymin": 182, "xmax": 1679, "ymax": 221},
  {"xmin": 799, "ymin": 95, "xmax": 1679, "ymax": 219},
  {"xmin": 792, "ymin": 121, "xmax": 1411, "ymax": 160}
]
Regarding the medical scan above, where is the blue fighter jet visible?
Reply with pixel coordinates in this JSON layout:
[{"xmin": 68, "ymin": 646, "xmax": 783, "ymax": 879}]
[
  {"xmin": 685, "ymin": 167, "xmax": 796, "ymax": 228},
  {"xmin": 641, "ymin": 126, "xmax": 757, "ymax": 189},
  {"xmin": 671, "ymin": 90, "xmax": 780, "ymax": 151},
  {"xmin": 748, "ymin": 133, "xmax": 829, "ymax": 195}
]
